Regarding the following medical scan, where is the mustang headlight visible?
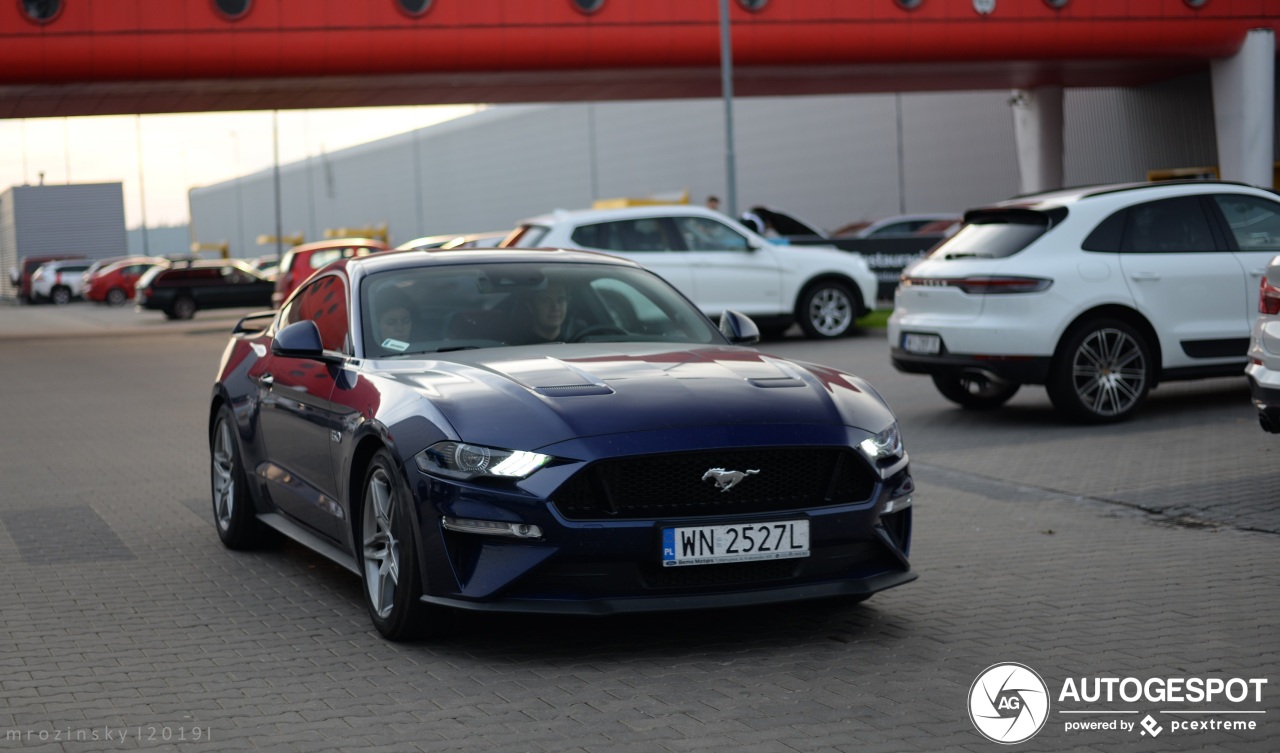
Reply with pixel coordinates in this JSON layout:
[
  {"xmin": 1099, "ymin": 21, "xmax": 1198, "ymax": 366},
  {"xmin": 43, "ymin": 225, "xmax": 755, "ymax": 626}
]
[
  {"xmin": 415, "ymin": 441, "xmax": 551, "ymax": 480},
  {"xmin": 858, "ymin": 422, "xmax": 904, "ymax": 464}
]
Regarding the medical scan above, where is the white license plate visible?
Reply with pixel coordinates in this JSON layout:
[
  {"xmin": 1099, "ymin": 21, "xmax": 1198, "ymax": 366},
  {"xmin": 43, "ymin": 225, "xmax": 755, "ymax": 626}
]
[
  {"xmin": 661, "ymin": 520, "xmax": 809, "ymax": 567},
  {"xmin": 902, "ymin": 333, "xmax": 941, "ymax": 354}
]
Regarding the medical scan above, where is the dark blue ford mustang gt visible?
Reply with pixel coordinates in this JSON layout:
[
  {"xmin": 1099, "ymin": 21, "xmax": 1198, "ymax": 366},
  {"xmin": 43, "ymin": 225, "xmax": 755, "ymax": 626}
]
[{"xmin": 209, "ymin": 248, "xmax": 915, "ymax": 640}]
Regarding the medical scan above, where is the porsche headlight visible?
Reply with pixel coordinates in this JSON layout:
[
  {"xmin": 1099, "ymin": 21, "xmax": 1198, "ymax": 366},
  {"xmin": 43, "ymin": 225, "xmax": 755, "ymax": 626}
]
[
  {"xmin": 858, "ymin": 423, "xmax": 904, "ymax": 464},
  {"xmin": 415, "ymin": 441, "xmax": 551, "ymax": 480}
]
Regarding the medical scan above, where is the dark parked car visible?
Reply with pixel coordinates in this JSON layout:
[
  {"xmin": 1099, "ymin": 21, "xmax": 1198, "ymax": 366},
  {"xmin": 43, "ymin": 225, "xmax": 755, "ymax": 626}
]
[
  {"xmin": 208, "ymin": 248, "xmax": 915, "ymax": 641},
  {"xmin": 136, "ymin": 259, "xmax": 274, "ymax": 320}
]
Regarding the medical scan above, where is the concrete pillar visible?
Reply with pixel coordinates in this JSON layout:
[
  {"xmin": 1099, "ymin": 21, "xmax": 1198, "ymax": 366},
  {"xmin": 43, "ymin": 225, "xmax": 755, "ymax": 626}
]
[
  {"xmin": 1211, "ymin": 29, "xmax": 1275, "ymax": 188},
  {"xmin": 1010, "ymin": 85, "xmax": 1065, "ymax": 195}
]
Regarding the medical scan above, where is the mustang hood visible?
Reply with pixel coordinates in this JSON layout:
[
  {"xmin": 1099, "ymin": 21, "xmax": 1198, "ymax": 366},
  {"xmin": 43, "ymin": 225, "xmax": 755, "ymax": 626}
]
[{"xmin": 375, "ymin": 344, "xmax": 894, "ymax": 451}]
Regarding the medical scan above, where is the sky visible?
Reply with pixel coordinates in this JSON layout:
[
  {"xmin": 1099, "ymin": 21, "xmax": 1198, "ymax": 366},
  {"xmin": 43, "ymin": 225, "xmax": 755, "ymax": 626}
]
[{"xmin": 0, "ymin": 105, "xmax": 481, "ymax": 229}]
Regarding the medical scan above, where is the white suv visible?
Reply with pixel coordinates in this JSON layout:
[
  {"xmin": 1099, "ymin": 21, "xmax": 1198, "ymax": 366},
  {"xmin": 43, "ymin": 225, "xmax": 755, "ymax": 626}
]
[
  {"xmin": 503, "ymin": 205, "xmax": 878, "ymax": 339},
  {"xmin": 1247, "ymin": 254, "xmax": 1280, "ymax": 433},
  {"xmin": 888, "ymin": 181, "xmax": 1280, "ymax": 423},
  {"xmin": 31, "ymin": 260, "xmax": 93, "ymax": 305}
]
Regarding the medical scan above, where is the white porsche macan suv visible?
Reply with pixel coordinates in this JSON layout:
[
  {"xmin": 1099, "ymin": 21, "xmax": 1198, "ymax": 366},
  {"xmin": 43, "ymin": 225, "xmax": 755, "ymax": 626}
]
[{"xmin": 889, "ymin": 181, "xmax": 1280, "ymax": 423}]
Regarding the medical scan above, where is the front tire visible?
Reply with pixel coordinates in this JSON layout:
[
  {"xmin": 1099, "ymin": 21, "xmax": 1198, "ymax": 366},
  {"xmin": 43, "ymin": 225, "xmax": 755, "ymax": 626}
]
[
  {"xmin": 1046, "ymin": 319, "xmax": 1153, "ymax": 423},
  {"xmin": 931, "ymin": 373, "xmax": 1020, "ymax": 410},
  {"xmin": 796, "ymin": 280, "xmax": 859, "ymax": 339},
  {"xmin": 210, "ymin": 406, "xmax": 274, "ymax": 549},
  {"xmin": 51, "ymin": 286, "xmax": 72, "ymax": 306},
  {"xmin": 359, "ymin": 449, "xmax": 451, "ymax": 641}
]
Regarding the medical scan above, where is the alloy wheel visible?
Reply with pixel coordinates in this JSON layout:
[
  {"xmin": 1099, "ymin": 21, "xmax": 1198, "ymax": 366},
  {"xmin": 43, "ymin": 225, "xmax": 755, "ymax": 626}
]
[
  {"xmin": 211, "ymin": 420, "xmax": 236, "ymax": 531},
  {"xmin": 1068, "ymin": 327, "xmax": 1147, "ymax": 418},
  {"xmin": 807, "ymin": 286, "xmax": 853, "ymax": 337},
  {"xmin": 362, "ymin": 469, "xmax": 401, "ymax": 620}
]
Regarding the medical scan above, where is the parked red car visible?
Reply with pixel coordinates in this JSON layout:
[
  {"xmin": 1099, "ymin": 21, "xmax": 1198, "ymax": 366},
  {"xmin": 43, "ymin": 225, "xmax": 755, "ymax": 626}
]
[
  {"xmin": 273, "ymin": 238, "xmax": 390, "ymax": 306},
  {"xmin": 84, "ymin": 256, "xmax": 168, "ymax": 306},
  {"xmin": 9, "ymin": 254, "xmax": 84, "ymax": 303}
]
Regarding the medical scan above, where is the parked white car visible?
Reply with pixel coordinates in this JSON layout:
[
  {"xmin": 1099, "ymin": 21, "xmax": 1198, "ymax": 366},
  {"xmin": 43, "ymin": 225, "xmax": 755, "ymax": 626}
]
[
  {"xmin": 31, "ymin": 260, "xmax": 93, "ymax": 305},
  {"xmin": 503, "ymin": 206, "xmax": 878, "ymax": 338},
  {"xmin": 1247, "ymin": 254, "xmax": 1280, "ymax": 433},
  {"xmin": 889, "ymin": 180, "xmax": 1280, "ymax": 423}
]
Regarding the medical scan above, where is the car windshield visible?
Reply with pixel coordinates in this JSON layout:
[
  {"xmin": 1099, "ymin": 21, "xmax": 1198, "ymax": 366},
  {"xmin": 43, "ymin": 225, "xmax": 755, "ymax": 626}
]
[{"xmin": 360, "ymin": 261, "xmax": 720, "ymax": 358}]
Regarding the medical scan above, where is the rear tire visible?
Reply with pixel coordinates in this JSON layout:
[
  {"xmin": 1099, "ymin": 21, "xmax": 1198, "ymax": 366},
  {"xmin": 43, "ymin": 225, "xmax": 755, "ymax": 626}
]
[
  {"xmin": 931, "ymin": 373, "xmax": 1020, "ymax": 410},
  {"xmin": 106, "ymin": 288, "xmax": 128, "ymax": 307},
  {"xmin": 169, "ymin": 295, "xmax": 197, "ymax": 320},
  {"xmin": 1046, "ymin": 319, "xmax": 1153, "ymax": 424},
  {"xmin": 51, "ymin": 286, "xmax": 71, "ymax": 306},
  {"xmin": 796, "ymin": 280, "xmax": 859, "ymax": 339}
]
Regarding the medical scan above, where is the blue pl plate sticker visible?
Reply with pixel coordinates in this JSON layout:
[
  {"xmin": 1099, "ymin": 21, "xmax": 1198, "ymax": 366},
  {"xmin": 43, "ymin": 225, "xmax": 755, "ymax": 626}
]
[
  {"xmin": 662, "ymin": 528, "xmax": 676, "ymax": 562},
  {"xmin": 381, "ymin": 338, "xmax": 409, "ymax": 352}
]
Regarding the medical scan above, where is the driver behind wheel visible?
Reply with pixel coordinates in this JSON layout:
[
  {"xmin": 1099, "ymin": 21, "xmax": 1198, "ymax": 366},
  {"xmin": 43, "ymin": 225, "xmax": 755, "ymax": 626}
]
[{"xmin": 509, "ymin": 281, "xmax": 571, "ymax": 344}]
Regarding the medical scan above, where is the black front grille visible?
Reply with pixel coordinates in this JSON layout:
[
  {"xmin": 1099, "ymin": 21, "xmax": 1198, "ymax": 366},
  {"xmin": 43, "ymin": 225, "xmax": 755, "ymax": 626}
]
[{"xmin": 552, "ymin": 448, "xmax": 876, "ymax": 520}]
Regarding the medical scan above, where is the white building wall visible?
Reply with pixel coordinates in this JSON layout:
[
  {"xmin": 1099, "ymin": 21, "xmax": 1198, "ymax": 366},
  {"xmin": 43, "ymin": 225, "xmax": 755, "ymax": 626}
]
[
  {"xmin": 1, "ymin": 183, "xmax": 127, "ymax": 301},
  {"xmin": 190, "ymin": 79, "xmax": 1231, "ymax": 257}
]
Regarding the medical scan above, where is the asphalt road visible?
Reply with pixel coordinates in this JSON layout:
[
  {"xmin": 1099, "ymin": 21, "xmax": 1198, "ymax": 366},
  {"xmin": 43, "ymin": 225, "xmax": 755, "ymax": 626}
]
[{"xmin": 0, "ymin": 309, "xmax": 1276, "ymax": 752}]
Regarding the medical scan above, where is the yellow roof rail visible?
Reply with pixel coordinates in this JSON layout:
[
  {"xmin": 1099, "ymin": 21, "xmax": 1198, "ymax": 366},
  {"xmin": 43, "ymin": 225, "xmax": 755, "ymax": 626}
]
[
  {"xmin": 325, "ymin": 223, "xmax": 389, "ymax": 243},
  {"xmin": 592, "ymin": 188, "xmax": 689, "ymax": 210}
]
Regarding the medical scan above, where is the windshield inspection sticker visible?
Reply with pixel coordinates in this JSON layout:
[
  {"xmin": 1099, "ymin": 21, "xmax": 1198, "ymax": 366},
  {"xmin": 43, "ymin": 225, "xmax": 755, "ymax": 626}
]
[{"xmin": 381, "ymin": 338, "xmax": 409, "ymax": 352}]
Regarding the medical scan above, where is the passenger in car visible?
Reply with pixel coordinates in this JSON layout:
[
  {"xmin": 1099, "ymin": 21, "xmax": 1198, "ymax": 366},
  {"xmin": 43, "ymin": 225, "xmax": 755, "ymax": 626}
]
[{"xmin": 374, "ymin": 289, "xmax": 415, "ymax": 349}]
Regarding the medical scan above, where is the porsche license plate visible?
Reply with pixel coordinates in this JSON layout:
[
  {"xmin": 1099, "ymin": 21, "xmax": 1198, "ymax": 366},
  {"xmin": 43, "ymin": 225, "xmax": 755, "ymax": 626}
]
[
  {"xmin": 902, "ymin": 333, "xmax": 941, "ymax": 354},
  {"xmin": 661, "ymin": 520, "xmax": 809, "ymax": 567}
]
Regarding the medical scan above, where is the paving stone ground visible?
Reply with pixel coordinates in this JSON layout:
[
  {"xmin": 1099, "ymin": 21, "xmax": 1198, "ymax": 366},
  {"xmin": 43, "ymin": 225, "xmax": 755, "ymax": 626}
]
[{"xmin": 0, "ymin": 310, "xmax": 1275, "ymax": 752}]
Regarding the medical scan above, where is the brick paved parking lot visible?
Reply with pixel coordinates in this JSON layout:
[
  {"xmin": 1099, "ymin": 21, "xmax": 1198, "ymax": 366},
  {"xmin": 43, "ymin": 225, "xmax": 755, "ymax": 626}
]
[{"xmin": 0, "ymin": 309, "xmax": 1276, "ymax": 752}]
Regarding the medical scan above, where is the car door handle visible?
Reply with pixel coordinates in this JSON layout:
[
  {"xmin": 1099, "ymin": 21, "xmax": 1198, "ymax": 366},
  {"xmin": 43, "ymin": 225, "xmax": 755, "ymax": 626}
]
[
  {"xmin": 259, "ymin": 373, "xmax": 274, "ymax": 387},
  {"xmin": 1250, "ymin": 269, "xmax": 1265, "ymax": 278},
  {"xmin": 1128, "ymin": 273, "xmax": 1161, "ymax": 282}
]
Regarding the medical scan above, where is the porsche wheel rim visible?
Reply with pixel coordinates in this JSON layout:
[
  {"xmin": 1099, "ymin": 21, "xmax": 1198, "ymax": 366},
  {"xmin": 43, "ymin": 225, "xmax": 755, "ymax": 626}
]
[
  {"xmin": 212, "ymin": 420, "xmax": 236, "ymax": 531},
  {"xmin": 362, "ymin": 469, "xmax": 401, "ymax": 619},
  {"xmin": 1070, "ymin": 328, "xmax": 1147, "ymax": 417}
]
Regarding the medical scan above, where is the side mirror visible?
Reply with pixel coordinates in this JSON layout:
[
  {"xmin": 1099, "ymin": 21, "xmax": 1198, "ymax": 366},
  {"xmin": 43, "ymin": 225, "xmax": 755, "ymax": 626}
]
[
  {"xmin": 271, "ymin": 319, "xmax": 326, "ymax": 358},
  {"xmin": 719, "ymin": 310, "xmax": 760, "ymax": 345}
]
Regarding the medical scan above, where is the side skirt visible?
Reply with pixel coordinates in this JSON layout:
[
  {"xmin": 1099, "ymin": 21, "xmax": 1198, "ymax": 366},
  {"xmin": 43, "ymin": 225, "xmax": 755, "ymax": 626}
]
[{"xmin": 258, "ymin": 512, "xmax": 360, "ymax": 575}]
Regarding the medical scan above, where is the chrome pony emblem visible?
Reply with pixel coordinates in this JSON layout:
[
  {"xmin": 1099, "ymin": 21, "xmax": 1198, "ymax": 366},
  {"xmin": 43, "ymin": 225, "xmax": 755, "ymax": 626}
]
[{"xmin": 702, "ymin": 468, "xmax": 760, "ymax": 492}]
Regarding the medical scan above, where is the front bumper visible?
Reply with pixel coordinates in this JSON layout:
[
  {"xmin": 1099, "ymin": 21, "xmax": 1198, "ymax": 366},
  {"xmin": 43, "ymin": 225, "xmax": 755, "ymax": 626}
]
[
  {"xmin": 409, "ymin": 443, "xmax": 915, "ymax": 614},
  {"xmin": 423, "ymin": 567, "xmax": 917, "ymax": 615}
]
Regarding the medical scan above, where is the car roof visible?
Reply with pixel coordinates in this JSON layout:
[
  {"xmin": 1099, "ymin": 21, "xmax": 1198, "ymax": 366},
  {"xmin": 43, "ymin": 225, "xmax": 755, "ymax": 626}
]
[
  {"xmin": 288, "ymin": 238, "xmax": 388, "ymax": 254},
  {"xmin": 160, "ymin": 258, "xmax": 257, "ymax": 271},
  {"xmin": 990, "ymin": 180, "xmax": 1272, "ymax": 212},
  {"xmin": 516, "ymin": 204, "xmax": 725, "ymax": 226},
  {"xmin": 337, "ymin": 247, "xmax": 645, "ymax": 278}
]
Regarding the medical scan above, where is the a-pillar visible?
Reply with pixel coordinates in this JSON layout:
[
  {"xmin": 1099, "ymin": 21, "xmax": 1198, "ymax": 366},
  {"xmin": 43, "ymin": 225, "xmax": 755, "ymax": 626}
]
[
  {"xmin": 1211, "ymin": 28, "xmax": 1275, "ymax": 188},
  {"xmin": 1010, "ymin": 85, "xmax": 1064, "ymax": 195}
]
